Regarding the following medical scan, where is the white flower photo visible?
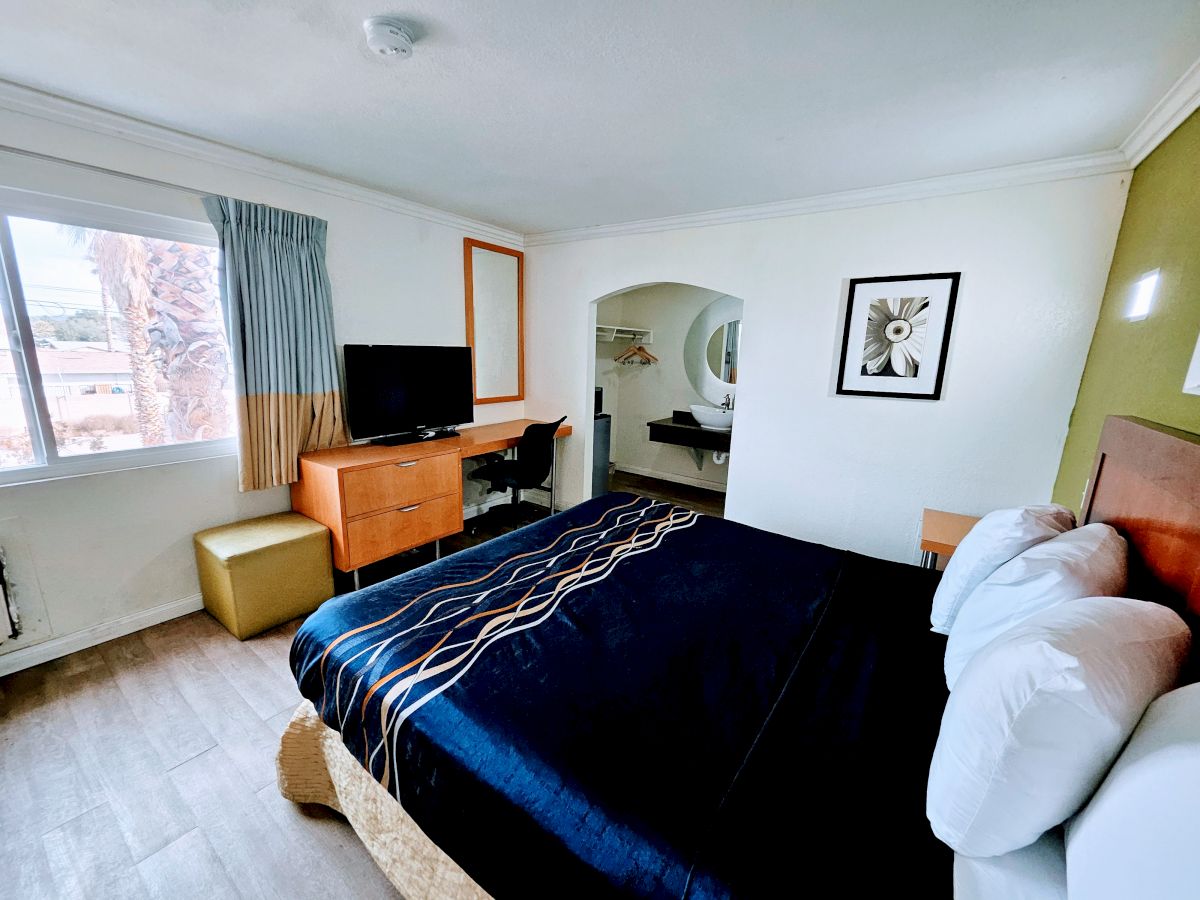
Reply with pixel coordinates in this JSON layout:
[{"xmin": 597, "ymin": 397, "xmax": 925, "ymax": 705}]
[
  {"xmin": 837, "ymin": 274, "xmax": 959, "ymax": 399},
  {"xmin": 863, "ymin": 296, "xmax": 930, "ymax": 378}
]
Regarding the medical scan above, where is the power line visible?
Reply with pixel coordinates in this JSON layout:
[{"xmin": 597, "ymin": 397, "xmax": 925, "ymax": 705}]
[
  {"xmin": 23, "ymin": 283, "xmax": 102, "ymax": 295},
  {"xmin": 24, "ymin": 302, "xmax": 113, "ymax": 315}
]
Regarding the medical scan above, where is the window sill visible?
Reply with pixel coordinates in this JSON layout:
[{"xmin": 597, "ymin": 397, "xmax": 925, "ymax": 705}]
[{"xmin": 0, "ymin": 437, "xmax": 238, "ymax": 488}]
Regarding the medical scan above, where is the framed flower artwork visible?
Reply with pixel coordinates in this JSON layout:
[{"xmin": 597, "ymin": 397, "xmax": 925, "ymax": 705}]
[{"xmin": 836, "ymin": 272, "xmax": 960, "ymax": 400}]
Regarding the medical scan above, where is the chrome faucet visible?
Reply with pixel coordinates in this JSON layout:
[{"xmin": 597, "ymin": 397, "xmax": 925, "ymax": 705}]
[{"xmin": 721, "ymin": 394, "xmax": 733, "ymax": 410}]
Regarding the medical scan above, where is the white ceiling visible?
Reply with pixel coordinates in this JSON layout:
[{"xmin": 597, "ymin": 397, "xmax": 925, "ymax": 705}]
[{"xmin": 2, "ymin": 1, "xmax": 1198, "ymax": 234}]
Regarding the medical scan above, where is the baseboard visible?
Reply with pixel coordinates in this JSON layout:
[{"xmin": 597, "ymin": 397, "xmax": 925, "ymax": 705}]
[
  {"xmin": 0, "ymin": 592, "xmax": 203, "ymax": 677},
  {"xmin": 521, "ymin": 487, "xmax": 552, "ymax": 509},
  {"xmin": 464, "ymin": 491, "xmax": 555, "ymax": 519},
  {"xmin": 463, "ymin": 494, "xmax": 519, "ymax": 519},
  {"xmin": 613, "ymin": 464, "xmax": 728, "ymax": 494}
]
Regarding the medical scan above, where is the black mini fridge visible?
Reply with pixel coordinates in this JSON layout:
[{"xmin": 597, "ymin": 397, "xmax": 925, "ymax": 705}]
[{"xmin": 592, "ymin": 413, "xmax": 611, "ymax": 498}]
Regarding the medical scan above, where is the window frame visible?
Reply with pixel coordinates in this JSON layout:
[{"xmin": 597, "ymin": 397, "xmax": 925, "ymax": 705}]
[{"xmin": 0, "ymin": 189, "xmax": 236, "ymax": 488}]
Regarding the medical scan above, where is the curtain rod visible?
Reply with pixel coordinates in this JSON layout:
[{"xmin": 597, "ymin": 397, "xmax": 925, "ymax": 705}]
[{"xmin": 0, "ymin": 143, "xmax": 208, "ymax": 199}]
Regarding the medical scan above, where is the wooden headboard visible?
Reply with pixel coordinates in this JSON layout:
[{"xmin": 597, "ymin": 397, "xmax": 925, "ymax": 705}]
[{"xmin": 1082, "ymin": 416, "xmax": 1200, "ymax": 615}]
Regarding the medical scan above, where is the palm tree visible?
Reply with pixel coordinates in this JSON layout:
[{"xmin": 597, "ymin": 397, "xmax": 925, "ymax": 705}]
[
  {"xmin": 87, "ymin": 230, "xmax": 166, "ymax": 445},
  {"xmin": 72, "ymin": 229, "xmax": 230, "ymax": 447},
  {"xmin": 143, "ymin": 240, "xmax": 230, "ymax": 443},
  {"xmin": 99, "ymin": 284, "xmax": 114, "ymax": 352}
]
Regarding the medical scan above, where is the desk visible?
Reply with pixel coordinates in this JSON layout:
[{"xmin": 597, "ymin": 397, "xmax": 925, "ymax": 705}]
[
  {"xmin": 291, "ymin": 419, "xmax": 572, "ymax": 577},
  {"xmin": 920, "ymin": 508, "xmax": 981, "ymax": 569}
]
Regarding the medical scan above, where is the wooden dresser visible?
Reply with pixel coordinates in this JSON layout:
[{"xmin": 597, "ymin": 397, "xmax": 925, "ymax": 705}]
[
  {"xmin": 291, "ymin": 419, "xmax": 573, "ymax": 573},
  {"xmin": 291, "ymin": 442, "xmax": 464, "ymax": 572}
]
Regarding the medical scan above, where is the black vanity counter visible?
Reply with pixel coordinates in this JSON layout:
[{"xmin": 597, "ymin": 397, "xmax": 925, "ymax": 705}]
[{"xmin": 646, "ymin": 410, "xmax": 732, "ymax": 452}]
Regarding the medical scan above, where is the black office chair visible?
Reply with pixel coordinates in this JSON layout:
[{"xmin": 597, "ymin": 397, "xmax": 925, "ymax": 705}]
[{"xmin": 470, "ymin": 417, "xmax": 567, "ymax": 515}]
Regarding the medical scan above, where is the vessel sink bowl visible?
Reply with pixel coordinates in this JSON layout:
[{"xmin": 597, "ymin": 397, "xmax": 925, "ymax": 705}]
[{"xmin": 689, "ymin": 404, "xmax": 734, "ymax": 432}]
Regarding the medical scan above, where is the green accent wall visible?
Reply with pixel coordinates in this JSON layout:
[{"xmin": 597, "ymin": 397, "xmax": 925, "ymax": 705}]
[{"xmin": 1053, "ymin": 110, "xmax": 1200, "ymax": 510}]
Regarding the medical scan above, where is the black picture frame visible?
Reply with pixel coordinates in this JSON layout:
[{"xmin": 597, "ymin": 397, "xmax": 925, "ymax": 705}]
[{"xmin": 836, "ymin": 272, "xmax": 960, "ymax": 400}]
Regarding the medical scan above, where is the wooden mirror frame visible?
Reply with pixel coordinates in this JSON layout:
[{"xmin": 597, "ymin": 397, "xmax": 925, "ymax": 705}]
[{"xmin": 463, "ymin": 238, "xmax": 524, "ymax": 404}]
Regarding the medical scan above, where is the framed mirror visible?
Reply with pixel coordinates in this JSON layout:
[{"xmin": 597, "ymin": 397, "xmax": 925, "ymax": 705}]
[
  {"xmin": 684, "ymin": 294, "xmax": 744, "ymax": 404},
  {"xmin": 464, "ymin": 238, "xmax": 524, "ymax": 403}
]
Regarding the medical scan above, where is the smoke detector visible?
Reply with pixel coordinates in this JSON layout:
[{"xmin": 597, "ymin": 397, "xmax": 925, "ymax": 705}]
[{"xmin": 363, "ymin": 17, "xmax": 414, "ymax": 59}]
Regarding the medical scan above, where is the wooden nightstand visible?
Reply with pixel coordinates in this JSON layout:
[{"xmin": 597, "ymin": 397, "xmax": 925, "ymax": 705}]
[{"xmin": 920, "ymin": 508, "xmax": 981, "ymax": 569}]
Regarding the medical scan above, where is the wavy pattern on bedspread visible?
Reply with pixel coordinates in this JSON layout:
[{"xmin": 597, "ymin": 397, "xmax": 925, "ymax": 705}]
[
  {"xmin": 291, "ymin": 492, "xmax": 950, "ymax": 898},
  {"xmin": 312, "ymin": 494, "xmax": 697, "ymax": 792}
]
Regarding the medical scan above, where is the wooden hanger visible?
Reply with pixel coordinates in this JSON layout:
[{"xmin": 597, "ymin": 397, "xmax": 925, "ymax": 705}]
[{"xmin": 614, "ymin": 345, "xmax": 659, "ymax": 366}]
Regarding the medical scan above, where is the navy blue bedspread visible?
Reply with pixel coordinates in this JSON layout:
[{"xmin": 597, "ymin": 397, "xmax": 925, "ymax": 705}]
[{"xmin": 292, "ymin": 493, "xmax": 950, "ymax": 898}]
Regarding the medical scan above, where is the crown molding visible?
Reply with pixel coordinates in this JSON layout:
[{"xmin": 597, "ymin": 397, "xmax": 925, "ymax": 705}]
[
  {"xmin": 526, "ymin": 52, "xmax": 1200, "ymax": 246},
  {"xmin": 0, "ymin": 79, "xmax": 523, "ymax": 247},
  {"xmin": 1120, "ymin": 56, "xmax": 1200, "ymax": 167},
  {"xmin": 524, "ymin": 150, "xmax": 1131, "ymax": 246}
]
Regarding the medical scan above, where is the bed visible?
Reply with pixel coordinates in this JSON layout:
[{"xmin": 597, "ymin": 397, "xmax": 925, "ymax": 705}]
[{"xmin": 278, "ymin": 415, "xmax": 1200, "ymax": 899}]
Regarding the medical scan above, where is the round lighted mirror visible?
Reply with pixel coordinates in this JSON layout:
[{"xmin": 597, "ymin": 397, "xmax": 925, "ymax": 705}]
[
  {"xmin": 684, "ymin": 294, "xmax": 744, "ymax": 405},
  {"xmin": 705, "ymin": 320, "xmax": 741, "ymax": 384}
]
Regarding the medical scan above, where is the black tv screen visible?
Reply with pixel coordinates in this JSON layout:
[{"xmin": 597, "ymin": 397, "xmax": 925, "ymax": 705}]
[{"xmin": 343, "ymin": 344, "xmax": 474, "ymax": 440}]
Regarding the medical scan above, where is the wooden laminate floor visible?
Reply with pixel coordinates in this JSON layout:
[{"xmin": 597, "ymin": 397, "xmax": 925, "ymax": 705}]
[
  {"xmin": 0, "ymin": 611, "xmax": 401, "ymax": 900},
  {"xmin": 609, "ymin": 471, "xmax": 725, "ymax": 518}
]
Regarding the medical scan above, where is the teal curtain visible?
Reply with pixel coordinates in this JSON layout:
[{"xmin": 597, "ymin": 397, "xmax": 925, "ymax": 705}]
[{"xmin": 204, "ymin": 196, "xmax": 346, "ymax": 491}]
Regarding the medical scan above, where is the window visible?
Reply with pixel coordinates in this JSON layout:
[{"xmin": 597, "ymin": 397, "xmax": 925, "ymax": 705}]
[{"xmin": 0, "ymin": 201, "xmax": 235, "ymax": 483}]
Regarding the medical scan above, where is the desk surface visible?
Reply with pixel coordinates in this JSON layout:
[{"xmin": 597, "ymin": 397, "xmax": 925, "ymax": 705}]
[
  {"xmin": 457, "ymin": 419, "xmax": 572, "ymax": 458},
  {"xmin": 920, "ymin": 508, "xmax": 981, "ymax": 557},
  {"xmin": 299, "ymin": 419, "xmax": 572, "ymax": 471}
]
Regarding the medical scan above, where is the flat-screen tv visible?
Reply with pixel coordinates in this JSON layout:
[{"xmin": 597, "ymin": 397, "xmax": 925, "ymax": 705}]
[{"xmin": 344, "ymin": 344, "xmax": 474, "ymax": 443}]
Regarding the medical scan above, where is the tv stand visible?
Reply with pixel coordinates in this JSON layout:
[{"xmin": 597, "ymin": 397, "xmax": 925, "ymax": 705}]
[{"xmin": 371, "ymin": 427, "xmax": 461, "ymax": 447}]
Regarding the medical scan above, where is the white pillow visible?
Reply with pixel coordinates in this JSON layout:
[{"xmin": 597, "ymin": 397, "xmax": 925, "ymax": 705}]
[
  {"xmin": 944, "ymin": 523, "xmax": 1127, "ymax": 689},
  {"xmin": 953, "ymin": 829, "xmax": 1067, "ymax": 900},
  {"xmin": 930, "ymin": 505, "xmax": 1075, "ymax": 635},
  {"xmin": 928, "ymin": 597, "xmax": 1190, "ymax": 858},
  {"xmin": 1066, "ymin": 683, "xmax": 1200, "ymax": 900}
]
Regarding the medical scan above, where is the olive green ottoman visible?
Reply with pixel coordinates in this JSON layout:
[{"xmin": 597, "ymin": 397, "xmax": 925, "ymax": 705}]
[{"xmin": 194, "ymin": 512, "xmax": 334, "ymax": 640}]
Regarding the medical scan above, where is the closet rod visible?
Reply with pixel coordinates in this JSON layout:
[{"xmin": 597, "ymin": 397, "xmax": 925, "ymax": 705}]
[{"xmin": 0, "ymin": 143, "xmax": 208, "ymax": 199}]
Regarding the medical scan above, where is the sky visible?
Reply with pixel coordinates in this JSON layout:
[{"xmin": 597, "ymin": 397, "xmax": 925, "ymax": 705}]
[
  {"xmin": 8, "ymin": 216, "xmax": 110, "ymax": 318},
  {"xmin": 5, "ymin": 215, "xmax": 220, "ymax": 348}
]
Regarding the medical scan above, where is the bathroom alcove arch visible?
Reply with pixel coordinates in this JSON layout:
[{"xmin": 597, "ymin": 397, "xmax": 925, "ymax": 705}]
[{"xmin": 585, "ymin": 281, "xmax": 749, "ymax": 499}]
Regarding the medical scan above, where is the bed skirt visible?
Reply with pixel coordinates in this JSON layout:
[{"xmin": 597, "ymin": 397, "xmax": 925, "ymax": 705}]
[{"xmin": 276, "ymin": 700, "xmax": 491, "ymax": 899}]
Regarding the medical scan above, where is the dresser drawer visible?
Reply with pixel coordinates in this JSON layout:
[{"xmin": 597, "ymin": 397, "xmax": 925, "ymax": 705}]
[
  {"xmin": 345, "ymin": 492, "xmax": 463, "ymax": 569},
  {"xmin": 342, "ymin": 451, "xmax": 460, "ymax": 518}
]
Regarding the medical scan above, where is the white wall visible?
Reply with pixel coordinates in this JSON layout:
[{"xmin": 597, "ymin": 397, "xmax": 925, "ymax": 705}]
[
  {"xmin": 595, "ymin": 284, "xmax": 729, "ymax": 491},
  {"xmin": 526, "ymin": 174, "xmax": 1129, "ymax": 563},
  {"xmin": 0, "ymin": 106, "xmax": 521, "ymax": 670}
]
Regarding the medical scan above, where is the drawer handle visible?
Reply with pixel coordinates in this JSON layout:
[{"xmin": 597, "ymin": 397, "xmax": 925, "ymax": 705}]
[
  {"xmin": 399, "ymin": 504, "xmax": 421, "ymax": 512},
  {"xmin": 395, "ymin": 461, "xmax": 418, "ymax": 468}
]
